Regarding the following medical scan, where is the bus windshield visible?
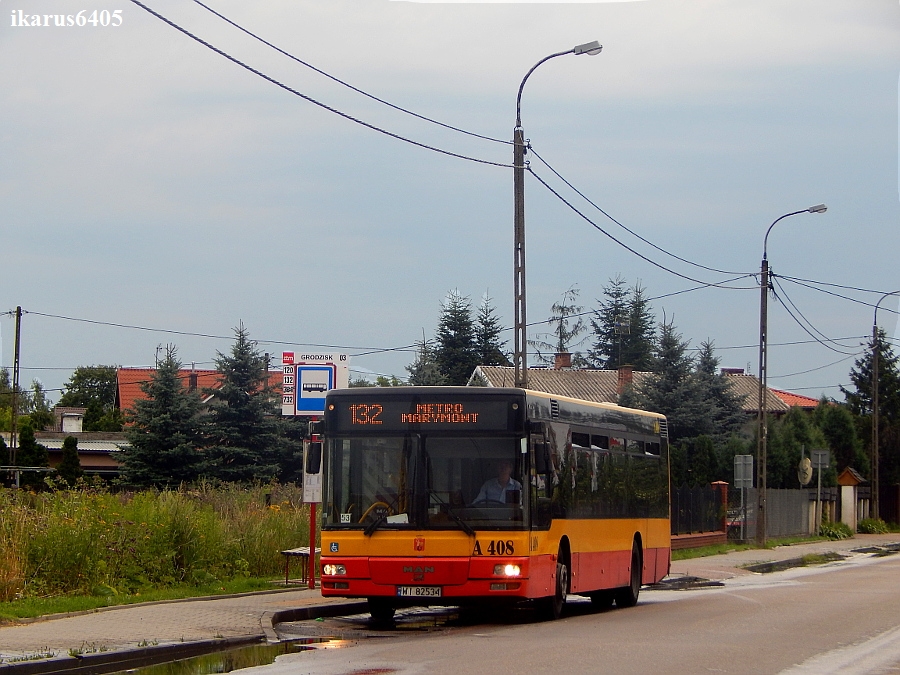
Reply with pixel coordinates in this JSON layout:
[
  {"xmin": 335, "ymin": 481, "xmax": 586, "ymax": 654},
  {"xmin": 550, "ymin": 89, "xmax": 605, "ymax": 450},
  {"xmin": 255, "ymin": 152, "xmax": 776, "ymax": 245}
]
[{"xmin": 325, "ymin": 434, "xmax": 527, "ymax": 531}]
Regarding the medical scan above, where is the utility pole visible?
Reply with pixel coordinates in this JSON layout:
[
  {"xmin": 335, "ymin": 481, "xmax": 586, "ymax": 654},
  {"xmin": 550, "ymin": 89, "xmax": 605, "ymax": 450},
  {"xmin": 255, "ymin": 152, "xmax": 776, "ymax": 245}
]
[
  {"xmin": 10, "ymin": 306, "xmax": 22, "ymax": 487},
  {"xmin": 756, "ymin": 259, "xmax": 769, "ymax": 546}
]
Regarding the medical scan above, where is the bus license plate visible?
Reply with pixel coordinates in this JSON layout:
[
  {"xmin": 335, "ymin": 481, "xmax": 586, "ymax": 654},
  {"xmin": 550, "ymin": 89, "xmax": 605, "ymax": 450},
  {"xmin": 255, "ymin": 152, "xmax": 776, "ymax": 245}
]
[{"xmin": 396, "ymin": 586, "xmax": 442, "ymax": 598}]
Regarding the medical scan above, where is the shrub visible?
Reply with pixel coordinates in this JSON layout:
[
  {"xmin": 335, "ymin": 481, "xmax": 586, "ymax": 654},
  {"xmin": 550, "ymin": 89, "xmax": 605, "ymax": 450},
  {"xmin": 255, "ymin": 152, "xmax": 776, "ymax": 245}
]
[
  {"xmin": 857, "ymin": 518, "xmax": 889, "ymax": 534},
  {"xmin": 0, "ymin": 482, "xmax": 309, "ymax": 599},
  {"xmin": 818, "ymin": 520, "xmax": 853, "ymax": 540}
]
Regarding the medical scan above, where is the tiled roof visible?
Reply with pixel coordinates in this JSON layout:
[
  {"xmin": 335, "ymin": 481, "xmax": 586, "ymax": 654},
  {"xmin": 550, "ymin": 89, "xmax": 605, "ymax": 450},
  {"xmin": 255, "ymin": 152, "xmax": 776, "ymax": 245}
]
[
  {"xmin": 472, "ymin": 366, "xmax": 649, "ymax": 404},
  {"xmin": 769, "ymin": 388, "xmax": 821, "ymax": 410},
  {"xmin": 116, "ymin": 368, "xmax": 282, "ymax": 416},
  {"xmin": 723, "ymin": 374, "xmax": 790, "ymax": 413},
  {"xmin": 473, "ymin": 367, "xmax": 798, "ymax": 415}
]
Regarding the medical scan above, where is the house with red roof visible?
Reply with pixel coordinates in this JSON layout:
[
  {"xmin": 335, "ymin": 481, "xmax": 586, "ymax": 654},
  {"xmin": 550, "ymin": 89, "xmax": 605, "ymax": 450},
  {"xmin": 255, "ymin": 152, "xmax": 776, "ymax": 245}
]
[{"xmin": 116, "ymin": 367, "xmax": 283, "ymax": 417}]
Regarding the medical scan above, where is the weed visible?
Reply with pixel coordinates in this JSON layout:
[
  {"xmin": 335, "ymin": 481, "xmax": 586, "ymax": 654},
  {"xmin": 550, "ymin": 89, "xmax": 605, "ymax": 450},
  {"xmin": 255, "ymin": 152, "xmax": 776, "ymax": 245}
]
[
  {"xmin": 68, "ymin": 642, "xmax": 108, "ymax": 657},
  {"xmin": 3, "ymin": 648, "xmax": 57, "ymax": 663}
]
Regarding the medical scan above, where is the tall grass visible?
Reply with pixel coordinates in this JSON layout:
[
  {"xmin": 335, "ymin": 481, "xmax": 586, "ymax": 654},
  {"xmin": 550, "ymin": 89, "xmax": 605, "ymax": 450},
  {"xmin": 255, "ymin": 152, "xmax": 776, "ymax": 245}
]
[{"xmin": 0, "ymin": 482, "xmax": 309, "ymax": 599}]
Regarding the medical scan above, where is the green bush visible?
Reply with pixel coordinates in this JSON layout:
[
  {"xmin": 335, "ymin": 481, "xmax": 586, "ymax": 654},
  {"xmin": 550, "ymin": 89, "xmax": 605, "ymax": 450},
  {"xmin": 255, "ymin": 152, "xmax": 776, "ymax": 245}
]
[
  {"xmin": 0, "ymin": 482, "xmax": 309, "ymax": 598},
  {"xmin": 818, "ymin": 520, "xmax": 853, "ymax": 540},
  {"xmin": 857, "ymin": 518, "xmax": 890, "ymax": 534}
]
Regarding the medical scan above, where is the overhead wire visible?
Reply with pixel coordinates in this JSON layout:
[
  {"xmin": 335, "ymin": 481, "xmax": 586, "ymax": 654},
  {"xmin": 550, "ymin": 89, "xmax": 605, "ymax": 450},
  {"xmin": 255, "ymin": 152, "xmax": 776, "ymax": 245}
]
[
  {"xmin": 190, "ymin": 0, "xmax": 510, "ymax": 146},
  {"xmin": 126, "ymin": 0, "xmax": 512, "ymax": 169},
  {"xmin": 770, "ymin": 277, "xmax": 859, "ymax": 350},
  {"xmin": 777, "ymin": 275, "xmax": 900, "ymax": 315},
  {"xmin": 768, "ymin": 353, "xmax": 862, "ymax": 379},
  {"xmin": 23, "ymin": 311, "xmax": 415, "ymax": 356},
  {"xmin": 528, "ymin": 147, "xmax": 751, "ymax": 276},
  {"xmin": 768, "ymin": 286, "xmax": 856, "ymax": 356},
  {"xmin": 527, "ymin": 166, "xmax": 757, "ymax": 289}
]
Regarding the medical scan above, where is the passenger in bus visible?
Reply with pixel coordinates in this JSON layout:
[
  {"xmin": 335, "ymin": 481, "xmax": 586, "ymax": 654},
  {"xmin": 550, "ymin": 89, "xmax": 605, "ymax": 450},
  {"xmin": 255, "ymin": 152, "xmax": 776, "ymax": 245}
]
[{"xmin": 473, "ymin": 459, "xmax": 522, "ymax": 504}]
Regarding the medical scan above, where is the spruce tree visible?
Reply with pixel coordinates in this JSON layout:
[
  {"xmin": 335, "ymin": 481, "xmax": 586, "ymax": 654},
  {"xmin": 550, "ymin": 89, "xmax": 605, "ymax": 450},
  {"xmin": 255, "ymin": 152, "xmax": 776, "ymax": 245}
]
[
  {"xmin": 16, "ymin": 421, "xmax": 49, "ymax": 490},
  {"xmin": 842, "ymin": 329, "xmax": 900, "ymax": 488},
  {"xmin": 635, "ymin": 318, "xmax": 707, "ymax": 441},
  {"xmin": 123, "ymin": 346, "xmax": 202, "ymax": 487},
  {"xmin": 474, "ymin": 293, "xmax": 511, "ymax": 367},
  {"xmin": 435, "ymin": 290, "xmax": 480, "ymax": 385},
  {"xmin": 694, "ymin": 340, "xmax": 746, "ymax": 442},
  {"xmin": 57, "ymin": 435, "xmax": 84, "ymax": 486},
  {"xmin": 589, "ymin": 278, "xmax": 656, "ymax": 371},
  {"xmin": 200, "ymin": 325, "xmax": 281, "ymax": 482}
]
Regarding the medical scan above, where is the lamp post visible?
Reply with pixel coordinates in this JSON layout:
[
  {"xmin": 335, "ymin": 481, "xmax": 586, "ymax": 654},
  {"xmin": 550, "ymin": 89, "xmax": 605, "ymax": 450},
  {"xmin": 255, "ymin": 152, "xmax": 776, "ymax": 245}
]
[
  {"xmin": 872, "ymin": 290, "xmax": 900, "ymax": 520},
  {"xmin": 513, "ymin": 40, "xmax": 602, "ymax": 389},
  {"xmin": 756, "ymin": 203, "xmax": 827, "ymax": 545}
]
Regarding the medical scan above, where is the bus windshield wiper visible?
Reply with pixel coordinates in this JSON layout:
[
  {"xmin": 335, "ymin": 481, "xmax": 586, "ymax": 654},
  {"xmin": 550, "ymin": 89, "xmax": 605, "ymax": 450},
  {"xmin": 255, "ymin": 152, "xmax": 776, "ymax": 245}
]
[
  {"xmin": 364, "ymin": 513, "xmax": 387, "ymax": 536},
  {"xmin": 428, "ymin": 489, "xmax": 475, "ymax": 536}
]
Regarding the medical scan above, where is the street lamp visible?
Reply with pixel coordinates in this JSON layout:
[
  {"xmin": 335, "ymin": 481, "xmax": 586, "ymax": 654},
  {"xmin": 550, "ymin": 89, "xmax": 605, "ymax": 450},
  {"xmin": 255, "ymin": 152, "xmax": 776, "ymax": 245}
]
[
  {"xmin": 756, "ymin": 203, "xmax": 827, "ymax": 545},
  {"xmin": 513, "ymin": 40, "xmax": 602, "ymax": 388},
  {"xmin": 872, "ymin": 290, "xmax": 900, "ymax": 520}
]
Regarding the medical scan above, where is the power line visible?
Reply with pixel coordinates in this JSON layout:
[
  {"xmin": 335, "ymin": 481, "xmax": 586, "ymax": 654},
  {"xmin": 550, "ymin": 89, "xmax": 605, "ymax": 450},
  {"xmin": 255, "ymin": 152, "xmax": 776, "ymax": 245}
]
[
  {"xmin": 768, "ymin": 286, "xmax": 856, "ymax": 356},
  {"xmin": 127, "ymin": 0, "xmax": 512, "ymax": 169},
  {"xmin": 768, "ymin": 353, "xmax": 861, "ymax": 379},
  {"xmin": 529, "ymin": 146, "xmax": 750, "ymax": 276},
  {"xmin": 527, "ymin": 166, "xmax": 758, "ymax": 289},
  {"xmin": 23, "ymin": 310, "xmax": 415, "ymax": 356},
  {"xmin": 776, "ymin": 275, "xmax": 900, "ymax": 315},
  {"xmin": 771, "ymin": 277, "xmax": 859, "ymax": 350},
  {"xmin": 191, "ymin": 0, "xmax": 510, "ymax": 147}
]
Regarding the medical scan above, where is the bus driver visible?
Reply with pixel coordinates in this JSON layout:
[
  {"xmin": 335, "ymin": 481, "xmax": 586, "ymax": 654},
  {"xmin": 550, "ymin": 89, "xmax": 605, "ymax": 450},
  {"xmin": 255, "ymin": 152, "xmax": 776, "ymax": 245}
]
[{"xmin": 474, "ymin": 459, "xmax": 522, "ymax": 504}]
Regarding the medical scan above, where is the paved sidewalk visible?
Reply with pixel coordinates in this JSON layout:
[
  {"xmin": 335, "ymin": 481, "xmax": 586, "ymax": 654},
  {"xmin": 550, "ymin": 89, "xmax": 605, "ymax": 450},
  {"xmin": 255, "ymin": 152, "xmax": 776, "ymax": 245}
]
[
  {"xmin": 1, "ymin": 534, "xmax": 898, "ymax": 662},
  {"xmin": 668, "ymin": 532, "xmax": 900, "ymax": 582}
]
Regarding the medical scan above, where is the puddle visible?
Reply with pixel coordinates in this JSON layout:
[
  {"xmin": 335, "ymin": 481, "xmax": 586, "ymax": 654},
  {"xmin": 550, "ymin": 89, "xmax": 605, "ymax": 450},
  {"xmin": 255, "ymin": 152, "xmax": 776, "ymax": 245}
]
[
  {"xmin": 115, "ymin": 639, "xmax": 344, "ymax": 675},
  {"xmin": 744, "ymin": 552, "xmax": 845, "ymax": 574}
]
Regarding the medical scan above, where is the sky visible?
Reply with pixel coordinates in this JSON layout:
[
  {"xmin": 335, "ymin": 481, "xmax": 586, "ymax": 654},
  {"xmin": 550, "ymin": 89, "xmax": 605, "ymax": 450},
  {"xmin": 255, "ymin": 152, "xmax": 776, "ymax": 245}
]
[{"xmin": 1, "ymin": 0, "xmax": 899, "ymax": 404}]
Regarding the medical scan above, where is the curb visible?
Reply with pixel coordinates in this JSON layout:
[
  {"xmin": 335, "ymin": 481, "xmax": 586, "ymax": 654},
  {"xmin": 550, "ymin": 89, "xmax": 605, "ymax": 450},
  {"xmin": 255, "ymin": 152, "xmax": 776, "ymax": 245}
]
[
  {"xmin": 0, "ymin": 637, "xmax": 261, "ymax": 675},
  {"xmin": 8, "ymin": 587, "xmax": 310, "ymax": 626}
]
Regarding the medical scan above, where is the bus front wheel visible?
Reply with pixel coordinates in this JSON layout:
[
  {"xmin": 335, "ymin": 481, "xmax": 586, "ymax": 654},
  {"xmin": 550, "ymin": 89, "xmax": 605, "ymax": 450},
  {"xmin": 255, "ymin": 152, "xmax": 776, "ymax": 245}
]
[
  {"xmin": 536, "ymin": 561, "xmax": 568, "ymax": 620},
  {"xmin": 615, "ymin": 541, "xmax": 642, "ymax": 608},
  {"xmin": 368, "ymin": 597, "xmax": 395, "ymax": 623}
]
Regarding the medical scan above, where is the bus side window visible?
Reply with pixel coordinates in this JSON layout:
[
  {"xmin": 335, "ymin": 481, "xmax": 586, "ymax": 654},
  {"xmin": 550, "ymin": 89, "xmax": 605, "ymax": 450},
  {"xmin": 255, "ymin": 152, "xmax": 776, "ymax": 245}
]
[
  {"xmin": 571, "ymin": 432, "xmax": 590, "ymax": 448},
  {"xmin": 646, "ymin": 442, "xmax": 661, "ymax": 456},
  {"xmin": 609, "ymin": 437, "xmax": 624, "ymax": 451},
  {"xmin": 626, "ymin": 439, "xmax": 645, "ymax": 454},
  {"xmin": 591, "ymin": 435, "xmax": 609, "ymax": 450}
]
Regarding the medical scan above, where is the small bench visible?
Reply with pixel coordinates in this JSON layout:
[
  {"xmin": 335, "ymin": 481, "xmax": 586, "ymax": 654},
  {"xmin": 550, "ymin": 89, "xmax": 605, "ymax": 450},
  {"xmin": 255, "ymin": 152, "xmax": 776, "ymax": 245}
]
[{"xmin": 280, "ymin": 546, "xmax": 321, "ymax": 585}]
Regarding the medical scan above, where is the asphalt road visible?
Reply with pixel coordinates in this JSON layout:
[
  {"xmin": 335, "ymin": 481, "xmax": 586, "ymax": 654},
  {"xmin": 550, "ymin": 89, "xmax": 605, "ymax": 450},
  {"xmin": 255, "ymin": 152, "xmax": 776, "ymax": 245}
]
[{"xmin": 263, "ymin": 551, "xmax": 900, "ymax": 675}]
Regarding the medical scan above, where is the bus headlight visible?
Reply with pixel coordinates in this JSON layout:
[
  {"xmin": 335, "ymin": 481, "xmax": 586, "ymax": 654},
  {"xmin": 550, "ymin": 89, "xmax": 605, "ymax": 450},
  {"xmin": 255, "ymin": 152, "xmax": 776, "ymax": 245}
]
[
  {"xmin": 494, "ymin": 564, "xmax": 520, "ymax": 577},
  {"xmin": 323, "ymin": 564, "xmax": 346, "ymax": 576}
]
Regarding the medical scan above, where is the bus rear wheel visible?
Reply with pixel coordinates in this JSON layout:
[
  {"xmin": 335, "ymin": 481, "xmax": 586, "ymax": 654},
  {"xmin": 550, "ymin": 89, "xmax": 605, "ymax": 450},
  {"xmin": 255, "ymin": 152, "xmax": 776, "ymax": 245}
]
[
  {"xmin": 536, "ymin": 561, "xmax": 568, "ymax": 620},
  {"xmin": 615, "ymin": 541, "xmax": 642, "ymax": 608},
  {"xmin": 368, "ymin": 597, "xmax": 395, "ymax": 623}
]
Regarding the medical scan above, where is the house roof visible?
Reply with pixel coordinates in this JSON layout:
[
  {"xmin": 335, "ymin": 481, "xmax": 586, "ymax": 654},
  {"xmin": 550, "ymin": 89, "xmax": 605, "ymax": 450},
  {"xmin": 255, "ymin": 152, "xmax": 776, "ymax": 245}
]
[
  {"xmin": 116, "ymin": 368, "xmax": 282, "ymax": 415},
  {"xmin": 116, "ymin": 368, "xmax": 222, "ymax": 415},
  {"xmin": 722, "ymin": 374, "xmax": 790, "ymax": 414},
  {"xmin": 769, "ymin": 388, "xmax": 821, "ymax": 410},
  {"xmin": 472, "ymin": 366, "xmax": 645, "ymax": 403},
  {"xmin": 472, "ymin": 366, "xmax": 797, "ymax": 415}
]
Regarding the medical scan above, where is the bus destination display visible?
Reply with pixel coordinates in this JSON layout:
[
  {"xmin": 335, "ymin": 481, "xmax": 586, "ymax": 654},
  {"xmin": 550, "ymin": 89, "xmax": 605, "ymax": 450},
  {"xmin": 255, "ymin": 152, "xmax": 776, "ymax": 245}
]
[{"xmin": 329, "ymin": 398, "xmax": 517, "ymax": 432}]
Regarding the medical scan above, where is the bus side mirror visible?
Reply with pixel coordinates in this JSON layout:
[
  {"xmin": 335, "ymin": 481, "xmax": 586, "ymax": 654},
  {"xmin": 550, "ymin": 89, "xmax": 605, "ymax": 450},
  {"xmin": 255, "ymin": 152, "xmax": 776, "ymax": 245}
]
[
  {"xmin": 534, "ymin": 442, "xmax": 550, "ymax": 474},
  {"xmin": 309, "ymin": 420, "xmax": 323, "ymax": 436},
  {"xmin": 305, "ymin": 441, "xmax": 322, "ymax": 474}
]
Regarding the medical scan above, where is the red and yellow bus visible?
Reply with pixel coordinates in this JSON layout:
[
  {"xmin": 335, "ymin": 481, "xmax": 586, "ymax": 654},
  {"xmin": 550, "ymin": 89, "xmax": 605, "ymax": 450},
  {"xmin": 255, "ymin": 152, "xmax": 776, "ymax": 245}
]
[{"xmin": 317, "ymin": 386, "xmax": 670, "ymax": 621}]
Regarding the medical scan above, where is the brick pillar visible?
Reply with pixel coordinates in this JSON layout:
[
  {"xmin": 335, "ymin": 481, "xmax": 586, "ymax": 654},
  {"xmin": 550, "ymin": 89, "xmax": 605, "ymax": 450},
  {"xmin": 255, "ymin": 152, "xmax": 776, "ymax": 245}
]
[{"xmin": 711, "ymin": 481, "xmax": 729, "ymax": 532}]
